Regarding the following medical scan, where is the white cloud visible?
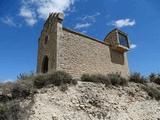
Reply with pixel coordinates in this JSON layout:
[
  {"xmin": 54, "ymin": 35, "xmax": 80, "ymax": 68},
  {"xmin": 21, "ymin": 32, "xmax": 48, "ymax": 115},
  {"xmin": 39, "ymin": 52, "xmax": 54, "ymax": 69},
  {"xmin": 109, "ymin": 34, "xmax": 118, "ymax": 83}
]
[
  {"xmin": 25, "ymin": 18, "xmax": 37, "ymax": 26},
  {"xmin": 130, "ymin": 44, "xmax": 137, "ymax": 49},
  {"xmin": 20, "ymin": 6, "xmax": 37, "ymax": 26},
  {"xmin": 74, "ymin": 12, "xmax": 101, "ymax": 31},
  {"xmin": 74, "ymin": 23, "xmax": 91, "ymax": 29},
  {"xmin": 1, "ymin": 16, "xmax": 17, "ymax": 27},
  {"xmin": 82, "ymin": 12, "xmax": 100, "ymax": 23},
  {"xmin": 19, "ymin": 0, "xmax": 75, "ymax": 26},
  {"xmin": 20, "ymin": 7, "xmax": 34, "ymax": 18},
  {"xmin": 35, "ymin": 0, "xmax": 75, "ymax": 19},
  {"xmin": 112, "ymin": 19, "xmax": 136, "ymax": 28}
]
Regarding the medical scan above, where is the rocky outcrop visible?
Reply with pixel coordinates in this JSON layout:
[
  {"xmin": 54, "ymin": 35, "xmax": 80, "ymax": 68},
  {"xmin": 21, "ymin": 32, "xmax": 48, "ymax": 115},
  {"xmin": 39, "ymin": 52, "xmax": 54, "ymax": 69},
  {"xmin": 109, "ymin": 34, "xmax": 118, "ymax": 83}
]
[{"xmin": 27, "ymin": 82, "xmax": 160, "ymax": 120}]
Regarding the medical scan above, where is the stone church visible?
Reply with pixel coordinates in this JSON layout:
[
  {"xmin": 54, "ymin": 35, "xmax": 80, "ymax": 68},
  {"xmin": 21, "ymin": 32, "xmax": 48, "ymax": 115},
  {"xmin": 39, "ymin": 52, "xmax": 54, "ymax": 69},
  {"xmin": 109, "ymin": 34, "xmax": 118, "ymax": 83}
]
[{"xmin": 37, "ymin": 13, "xmax": 130, "ymax": 78}]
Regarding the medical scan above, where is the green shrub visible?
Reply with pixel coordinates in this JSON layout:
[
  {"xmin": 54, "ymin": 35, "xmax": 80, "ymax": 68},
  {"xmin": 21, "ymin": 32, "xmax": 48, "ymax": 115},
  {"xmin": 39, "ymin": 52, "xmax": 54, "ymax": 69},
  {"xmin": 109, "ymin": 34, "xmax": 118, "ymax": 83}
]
[
  {"xmin": 11, "ymin": 84, "xmax": 30, "ymax": 99},
  {"xmin": 149, "ymin": 73, "xmax": 156, "ymax": 82},
  {"xmin": 143, "ymin": 86, "xmax": 160, "ymax": 100},
  {"xmin": 108, "ymin": 73, "xmax": 128, "ymax": 86},
  {"xmin": 119, "ymin": 78, "xmax": 128, "ymax": 86},
  {"xmin": 33, "ymin": 75, "xmax": 47, "ymax": 89},
  {"xmin": 108, "ymin": 74, "xmax": 120, "ymax": 86},
  {"xmin": 0, "ymin": 104, "xmax": 7, "ymax": 120},
  {"xmin": 81, "ymin": 74, "xmax": 111, "ymax": 86},
  {"xmin": 11, "ymin": 81, "xmax": 34, "ymax": 99},
  {"xmin": 49, "ymin": 71, "xmax": 73, "ymax": 86},
  {"xmin": 33, "ymin": 71, "xmax": 76, "ymax": 88},
  {"xmin": 81, "ymin": 74, "xmax": 91, "ymax": 82},
  {"xmin": 0, "ymin": 94, "xmax": 12, "ymax": 103},
  {"xmin": 153, "ymin": 77, "xmax": 160, "ymax": 85},
  {"xmin": 149, "ymin": 73, "xmax": 160, "ymax": 85},
  {"xmin": 129, "ymin": 72, "xmax": 147, "ymax": 84},
  {"xmin": 91, "ymin": 74, "xmax": 111, "ymax": 85},
  {"xmin": 81, "ymin": 73, "xmax": 128, "ymax": 86},
  {"xmin": 0, "ymin": 100, "xmax": 29, "ymax": 120}
]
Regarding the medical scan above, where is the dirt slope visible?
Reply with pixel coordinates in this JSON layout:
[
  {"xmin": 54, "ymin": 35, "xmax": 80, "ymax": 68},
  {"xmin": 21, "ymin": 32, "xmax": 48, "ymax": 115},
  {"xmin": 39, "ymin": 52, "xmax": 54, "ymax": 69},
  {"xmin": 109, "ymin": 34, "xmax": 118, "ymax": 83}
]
[{"xmin": 26, "ymin": 82, "xmax": 160, "ymax": 120}]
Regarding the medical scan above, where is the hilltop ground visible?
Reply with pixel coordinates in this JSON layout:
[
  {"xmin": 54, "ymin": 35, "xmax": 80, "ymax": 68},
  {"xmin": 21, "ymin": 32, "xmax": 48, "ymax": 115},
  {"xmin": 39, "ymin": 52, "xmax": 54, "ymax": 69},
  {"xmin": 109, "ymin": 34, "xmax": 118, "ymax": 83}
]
[
  {"xmin": 0, "ymin": 72, "xmax": 160, "ymax": 120},
  {"xmin": 26, "ymin": 81, "xmax": 160, "ymax": 120}
]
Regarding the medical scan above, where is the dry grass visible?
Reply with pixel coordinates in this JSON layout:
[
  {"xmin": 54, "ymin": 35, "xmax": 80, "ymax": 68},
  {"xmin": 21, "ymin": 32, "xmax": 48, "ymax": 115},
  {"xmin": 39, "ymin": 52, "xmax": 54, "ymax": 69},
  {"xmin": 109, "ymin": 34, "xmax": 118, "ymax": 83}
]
[{"xmin": 81, "ymin": 73, "xmax": 128, "ymax": 87}]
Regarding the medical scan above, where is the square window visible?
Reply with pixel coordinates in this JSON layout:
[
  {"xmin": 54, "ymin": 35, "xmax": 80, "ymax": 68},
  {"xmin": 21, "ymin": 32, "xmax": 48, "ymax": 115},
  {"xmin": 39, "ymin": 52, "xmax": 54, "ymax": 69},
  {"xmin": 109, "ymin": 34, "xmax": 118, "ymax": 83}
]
[{"xmin": 118, "ymin": 33, "xmax": 129, "ymax": 48}]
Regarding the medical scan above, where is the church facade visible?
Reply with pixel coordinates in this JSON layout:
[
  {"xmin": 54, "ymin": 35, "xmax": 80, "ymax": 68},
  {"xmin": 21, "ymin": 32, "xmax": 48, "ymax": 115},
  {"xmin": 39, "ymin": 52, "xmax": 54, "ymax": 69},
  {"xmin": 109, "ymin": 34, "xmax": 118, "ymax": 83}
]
[{"xmin": 37, "ymin": 13, "xmax": 130, "ymax": 78}]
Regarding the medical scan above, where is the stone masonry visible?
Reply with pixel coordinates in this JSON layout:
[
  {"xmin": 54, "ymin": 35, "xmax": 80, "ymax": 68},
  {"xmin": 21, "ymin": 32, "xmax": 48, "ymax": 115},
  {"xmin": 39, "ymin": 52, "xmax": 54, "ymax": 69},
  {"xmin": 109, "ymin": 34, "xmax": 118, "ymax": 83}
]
[{"xmin": 37, "ymin": 13, "xmax": 130, "ymax": 78}]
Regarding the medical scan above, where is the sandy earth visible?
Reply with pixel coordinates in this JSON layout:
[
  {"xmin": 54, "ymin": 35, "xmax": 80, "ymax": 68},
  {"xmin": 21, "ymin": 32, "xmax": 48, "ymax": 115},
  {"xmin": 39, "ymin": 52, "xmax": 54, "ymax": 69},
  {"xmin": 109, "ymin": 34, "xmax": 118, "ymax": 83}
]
[{"xmin": 25, "ymin": 82, "xmax": 160, "ymax": 120}]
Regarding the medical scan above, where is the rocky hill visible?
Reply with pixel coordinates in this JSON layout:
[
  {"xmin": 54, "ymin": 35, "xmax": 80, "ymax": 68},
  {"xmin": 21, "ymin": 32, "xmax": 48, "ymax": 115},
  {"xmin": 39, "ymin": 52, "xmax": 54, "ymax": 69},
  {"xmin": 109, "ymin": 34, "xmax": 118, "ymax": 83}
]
[
  {"xmin": 25, "ymin": 81, "xmax": 160, "ymax": 120},
  {"xmin": 1, "ymin": 72, "xmax": 160, "ymax": 120}
]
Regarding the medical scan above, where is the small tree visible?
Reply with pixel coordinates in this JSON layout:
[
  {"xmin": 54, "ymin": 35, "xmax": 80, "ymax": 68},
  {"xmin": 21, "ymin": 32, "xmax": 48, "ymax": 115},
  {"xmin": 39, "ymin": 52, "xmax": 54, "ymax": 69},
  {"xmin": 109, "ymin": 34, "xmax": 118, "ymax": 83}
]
[
  {"xmin": 149, "ymin": 73, "xmax": 160, "ymax": 85},
  {"xmin": 149, "ymin": 73, "xmax": 156, "ymax": 82},
  {"xmin": 129, "ymin": 72, "xmax": 147, "ymax": 84}
]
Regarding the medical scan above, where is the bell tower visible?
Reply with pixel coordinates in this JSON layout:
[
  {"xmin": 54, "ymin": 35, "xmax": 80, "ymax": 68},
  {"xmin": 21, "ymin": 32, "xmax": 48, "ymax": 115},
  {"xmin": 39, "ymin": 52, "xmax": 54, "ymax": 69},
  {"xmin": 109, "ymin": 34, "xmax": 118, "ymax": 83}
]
[{"xmin": 37, "ymin": 13, "xmax": 64, "ymax": 73}]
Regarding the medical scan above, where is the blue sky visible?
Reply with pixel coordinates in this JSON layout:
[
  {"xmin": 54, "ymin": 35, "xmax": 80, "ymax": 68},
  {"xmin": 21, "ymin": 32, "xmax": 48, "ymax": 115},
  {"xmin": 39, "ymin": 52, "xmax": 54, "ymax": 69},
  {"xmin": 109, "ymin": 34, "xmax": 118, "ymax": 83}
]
[{"xmin": 0, "ymin": 0, "xmax": 160, "ymax": 82}]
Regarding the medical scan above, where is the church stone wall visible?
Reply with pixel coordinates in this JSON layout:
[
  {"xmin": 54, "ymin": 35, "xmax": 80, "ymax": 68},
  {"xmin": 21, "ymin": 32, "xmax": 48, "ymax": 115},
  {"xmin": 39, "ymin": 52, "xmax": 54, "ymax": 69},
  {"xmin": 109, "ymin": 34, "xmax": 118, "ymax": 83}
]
[
  {"xmin": 56, "ymin": 28, "xmax": 129, "ymax": 78},
  {"xmin": 37, "ymin": 13, "xmax": 130, "ymax": 79}
]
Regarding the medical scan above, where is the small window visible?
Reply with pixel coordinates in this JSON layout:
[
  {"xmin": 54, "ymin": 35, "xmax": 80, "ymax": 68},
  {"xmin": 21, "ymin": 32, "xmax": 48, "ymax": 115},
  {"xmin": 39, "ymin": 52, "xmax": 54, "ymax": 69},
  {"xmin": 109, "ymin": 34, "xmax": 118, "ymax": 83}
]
[
  {"xmin": 118, "ymin": 33, "xmax": 129, "ymax": 48},
  {"xmin": 42, "ymin": 56, "xmax": 49, "ymax": 73},
  {"xmin": 44, "ymin": 35, "xmax": 48, "ymax": 45}
]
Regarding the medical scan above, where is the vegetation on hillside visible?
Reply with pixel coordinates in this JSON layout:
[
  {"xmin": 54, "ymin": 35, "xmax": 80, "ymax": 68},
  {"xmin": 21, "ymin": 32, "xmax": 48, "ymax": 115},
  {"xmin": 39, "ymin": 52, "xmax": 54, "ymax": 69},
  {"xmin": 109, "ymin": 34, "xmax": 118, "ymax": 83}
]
[
  {"xmin": 0, "ymin": 71, "xmax": 77, "ymax": 120},
  {"xmin": 0, "ymin": 71, "xmax": 160, "ymax": 120},
  {"xmin": 81, "ymin": 73, "xmax": 128, "ymax": 86}
]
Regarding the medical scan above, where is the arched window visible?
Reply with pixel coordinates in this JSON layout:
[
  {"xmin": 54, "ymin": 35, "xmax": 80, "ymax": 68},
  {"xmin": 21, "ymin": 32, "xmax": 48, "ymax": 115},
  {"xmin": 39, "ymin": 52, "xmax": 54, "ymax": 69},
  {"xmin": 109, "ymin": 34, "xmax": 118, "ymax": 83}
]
[{"xmin": 41, "ymin": 56, "xmax": 49, "ymax": 73}]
